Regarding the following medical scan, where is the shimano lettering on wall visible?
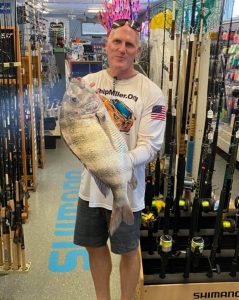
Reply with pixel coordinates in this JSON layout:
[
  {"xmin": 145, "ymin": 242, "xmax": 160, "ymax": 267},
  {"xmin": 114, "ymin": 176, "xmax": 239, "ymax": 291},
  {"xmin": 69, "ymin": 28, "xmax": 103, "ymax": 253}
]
[
  {"xmin": 193, "ymin": 291, "xmax": 239, "ymax": 299},
  {"xmin": 48, "ymin": 170, "xmax": 89, "ymax": 272}
]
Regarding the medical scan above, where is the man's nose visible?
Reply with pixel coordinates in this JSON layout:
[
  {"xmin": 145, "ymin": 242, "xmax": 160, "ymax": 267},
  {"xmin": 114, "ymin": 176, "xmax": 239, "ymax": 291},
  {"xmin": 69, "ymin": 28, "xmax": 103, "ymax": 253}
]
[{"xmin": 118, "ymin": 43, "xmax": 126, "ymax": 53}]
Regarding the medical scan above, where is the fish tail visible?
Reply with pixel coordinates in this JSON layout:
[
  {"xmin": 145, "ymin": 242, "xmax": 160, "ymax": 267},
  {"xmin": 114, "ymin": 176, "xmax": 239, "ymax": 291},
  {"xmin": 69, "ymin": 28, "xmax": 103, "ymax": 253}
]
[{"xmin": 109, "ymin": 205, "xmax": 134, "ymax": 236}]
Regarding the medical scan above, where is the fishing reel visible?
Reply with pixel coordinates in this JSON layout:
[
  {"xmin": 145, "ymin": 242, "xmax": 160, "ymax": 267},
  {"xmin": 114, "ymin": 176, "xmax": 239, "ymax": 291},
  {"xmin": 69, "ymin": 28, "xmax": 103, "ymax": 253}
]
[
  {"xmin": 141, "ymin": 211, "xmax": 158, "ymax": 232},
  {"xmin": 142, "ymin": 211, "xmax": 159, "ymax": 255},
  {"xmin": 184, "ymin": 178, "xmax": 196, "ymax": 192},
  {"xmin": 221, "ymin": 194, "xmax": 238, "ymax": 234},
  {"xmin": 235, "ymin": 196, "xmax": 239, "ymax": 209},
  {"xmin": 158, "ymin": 234, "xmax": 173, "ymax": 279},
  {"xmin": 178, "ymin": 197, "xmax": 191, "ymax": 211},
  {"xmin": 191, "ymin": 236, "xmax": 204, "ymax": 268},
  {"xmin": 222, "ymin": 218, "xmax": 236, "ymax": 233},
  {"xmin": 158, "ymin": 234, "xmax": 173, "ymax": 254},
  {"xmin": 200, "ymin": 198, "xmax": 216, "ymax": 213},
  {"xmin": 151, "ymin": 198, "xmax": 165, "ymax": 215}
]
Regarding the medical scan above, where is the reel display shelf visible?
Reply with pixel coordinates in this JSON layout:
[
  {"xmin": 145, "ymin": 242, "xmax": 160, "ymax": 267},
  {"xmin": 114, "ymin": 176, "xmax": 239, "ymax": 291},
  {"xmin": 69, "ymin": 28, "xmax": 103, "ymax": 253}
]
[{"xmin": 136, "ymin": 207, "xmax": 239, "ymax": 300}]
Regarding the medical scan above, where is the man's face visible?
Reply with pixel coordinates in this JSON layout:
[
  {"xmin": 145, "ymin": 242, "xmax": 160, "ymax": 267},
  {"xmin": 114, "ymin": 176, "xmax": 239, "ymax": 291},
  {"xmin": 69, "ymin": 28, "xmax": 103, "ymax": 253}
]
[{"xmin": 105, "ymin": 25, "xmax": 141, "ymax": 73}]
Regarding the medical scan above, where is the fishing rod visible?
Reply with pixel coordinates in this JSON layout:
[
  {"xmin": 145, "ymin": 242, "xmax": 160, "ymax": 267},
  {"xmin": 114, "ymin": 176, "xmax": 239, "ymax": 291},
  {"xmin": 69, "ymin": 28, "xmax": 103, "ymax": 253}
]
[
  {"xmin": 170, "ymin": 0, "xmax": 186, "ymax": 200},
  {"xmin": 143, "ymin": 163, "xmax": 157, "ymax": 255},
  {"xmin": 197, "ymin": 0, "xmax": 229, "ymax": 204},
  {"xmin": 161, "ymin": 0, "xmax": 176, "ymax": 234},
  {"xmin": 160, "ymin": 0, "xmax": 167, "ymax": 90},
  {"xmin": 164, "ymin": 0, "xmax": 175, "ymax": 156},
  {"xmin": 208, "ymin": 97, "xmax": 239, "ymax": 277},
  {"xmin": 185, "ymin": 0, "xmax": 204, "ymax": 178},
  {"xmin": 201, "ymin": 0, "xmax": 235, "ymax": 201},
  {"xmin": 173, "ymin": 0, "xmax": 197, "ymax": 238},
  {"xmin": 0, "ymin": 9, "xmax": 15, "ymax": 271},
  {"xmin": 154, "ymin": 152, "xmax": 161, "ymax": 197},
  {"xmin": 158, "ymin": 0, "xmax": 176, "ymax": 279},
  {"xmin": 230, "ymin": 196, "xmax": 239, "ymax": 277},
  {"xmin": 183, "ymin": 0, "xmax": 207, "ymax": 278}
]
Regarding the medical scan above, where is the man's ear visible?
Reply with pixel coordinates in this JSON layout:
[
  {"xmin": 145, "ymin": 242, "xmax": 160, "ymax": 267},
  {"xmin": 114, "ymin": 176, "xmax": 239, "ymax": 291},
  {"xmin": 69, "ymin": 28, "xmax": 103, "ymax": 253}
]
[{"xmin": 135, "ymin": 47, "xmax": 142, "ymax": 60}]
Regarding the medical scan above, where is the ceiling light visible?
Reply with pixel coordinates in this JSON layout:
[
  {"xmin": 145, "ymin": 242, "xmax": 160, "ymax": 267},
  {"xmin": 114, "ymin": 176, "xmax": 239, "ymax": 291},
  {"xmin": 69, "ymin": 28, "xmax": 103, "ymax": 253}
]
[{"xmin": 87, "ymin": 8, "xmax": 100, "ymax": 13}]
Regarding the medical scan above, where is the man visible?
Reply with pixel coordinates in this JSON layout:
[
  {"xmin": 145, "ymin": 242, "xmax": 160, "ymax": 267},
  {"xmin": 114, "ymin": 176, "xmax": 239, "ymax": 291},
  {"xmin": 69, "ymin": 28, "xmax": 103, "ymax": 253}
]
[{"xmin": 74, "ymin": 19, "xmax": 166, "ymax": 300}]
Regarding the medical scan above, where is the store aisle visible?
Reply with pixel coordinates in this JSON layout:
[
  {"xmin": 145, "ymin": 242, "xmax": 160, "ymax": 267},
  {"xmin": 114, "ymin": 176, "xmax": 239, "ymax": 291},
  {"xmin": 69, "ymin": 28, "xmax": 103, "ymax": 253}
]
[{"xmin": 0, "ymin": 139, "xmax": 121, "ymax": 300}]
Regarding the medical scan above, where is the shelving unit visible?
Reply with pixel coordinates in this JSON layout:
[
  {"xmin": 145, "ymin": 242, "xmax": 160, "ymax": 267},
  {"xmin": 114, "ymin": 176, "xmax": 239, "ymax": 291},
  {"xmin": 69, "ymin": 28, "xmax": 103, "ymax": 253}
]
[{"xmin": 68, "ymin": 60, "xmax": 102, "ymax": 77}]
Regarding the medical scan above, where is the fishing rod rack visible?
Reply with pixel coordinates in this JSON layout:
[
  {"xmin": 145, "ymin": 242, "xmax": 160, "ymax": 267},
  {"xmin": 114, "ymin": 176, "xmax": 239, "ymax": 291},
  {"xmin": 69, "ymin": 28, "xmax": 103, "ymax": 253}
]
[
  {"xmin": 0, "ymin": 22, "xmax": 30, "ymax": 272},
  {"xmin": 136, "ymin": 0, "xmax": 239, "ymax": 299},
  {"xmin": 21, "ymin": 40, "xmax": 45, "ymax": 190},
  {"xmin": 136, "ymin": 195, "xmax": 239, "ymax": 300},
  {"xmin": 140, "ymin": 208, "xmax": 239, "ymax": 282}
]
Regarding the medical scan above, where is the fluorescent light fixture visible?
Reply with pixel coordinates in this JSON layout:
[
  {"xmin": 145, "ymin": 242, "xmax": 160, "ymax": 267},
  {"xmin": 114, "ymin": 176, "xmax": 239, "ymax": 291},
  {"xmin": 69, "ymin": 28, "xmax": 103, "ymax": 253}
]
[{"xmin": 87, "ymin": 8, "xmax": 101, "ymax": 13}]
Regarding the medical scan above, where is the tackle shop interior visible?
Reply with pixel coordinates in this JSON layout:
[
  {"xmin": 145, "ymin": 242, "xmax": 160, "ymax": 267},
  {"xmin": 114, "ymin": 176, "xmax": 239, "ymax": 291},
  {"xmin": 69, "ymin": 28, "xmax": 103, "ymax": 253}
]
[{"xmin": 0, "ymin": 0, "xmax": 239, "ymax": 299}]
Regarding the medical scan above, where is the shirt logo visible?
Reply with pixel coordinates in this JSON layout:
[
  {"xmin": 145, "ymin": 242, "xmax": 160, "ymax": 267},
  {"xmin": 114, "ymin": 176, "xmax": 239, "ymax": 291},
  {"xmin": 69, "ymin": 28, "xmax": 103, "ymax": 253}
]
[{"xmin": 151, "ymin": 105, "xmax": 166, "ymax": 121}]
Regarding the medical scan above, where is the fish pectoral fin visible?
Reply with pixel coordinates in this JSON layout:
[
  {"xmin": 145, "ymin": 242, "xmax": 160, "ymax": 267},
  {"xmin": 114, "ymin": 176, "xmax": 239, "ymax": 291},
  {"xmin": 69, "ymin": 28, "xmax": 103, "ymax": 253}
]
[
  {"xmin": 109, "ymin": 204, "xmax": 134, "ymax": 236},
  {"xmin": 90, "ymin": 172, "xmax": 110, "ymax": 197},
  {"xmin": 128, "ymin": 169, "xmax": 137, "ymax": 190}
]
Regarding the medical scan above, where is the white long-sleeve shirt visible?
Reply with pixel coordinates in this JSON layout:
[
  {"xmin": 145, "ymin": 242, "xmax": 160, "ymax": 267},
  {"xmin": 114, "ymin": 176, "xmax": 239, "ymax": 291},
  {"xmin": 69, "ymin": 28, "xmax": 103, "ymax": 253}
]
[{"xmin": 78, "ymin": 70, "xmax": 166, "ymax": 212}]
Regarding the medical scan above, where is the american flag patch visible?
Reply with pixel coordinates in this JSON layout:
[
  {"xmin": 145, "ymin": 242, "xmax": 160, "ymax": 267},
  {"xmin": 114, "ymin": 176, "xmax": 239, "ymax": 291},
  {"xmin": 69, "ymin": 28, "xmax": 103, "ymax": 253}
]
[{"xmin": 151, "ymin": 105, "xmax": 166, "ymax": 121}]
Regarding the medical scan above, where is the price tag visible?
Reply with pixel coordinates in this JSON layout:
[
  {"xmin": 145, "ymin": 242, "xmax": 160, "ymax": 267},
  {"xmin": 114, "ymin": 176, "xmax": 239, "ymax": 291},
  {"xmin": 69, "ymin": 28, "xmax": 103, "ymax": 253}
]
[
  {"xmin": 208, "ymin": 131, "xmax": 214, "ymax": 140},
  {"xmin": 207, "ymin": 109, "xmax": 213, "ymax": 119},
  {"xmin": 236, "ymin": 130, "xmax": 239, "ymax": 138}
]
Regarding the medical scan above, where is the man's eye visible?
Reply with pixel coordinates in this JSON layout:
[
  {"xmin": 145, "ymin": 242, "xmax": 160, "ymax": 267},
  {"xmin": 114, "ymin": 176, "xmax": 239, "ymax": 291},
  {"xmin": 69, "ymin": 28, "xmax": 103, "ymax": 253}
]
[{"xmin": 126, "ymin": 43, "xmax": 134, "ymax": 48}]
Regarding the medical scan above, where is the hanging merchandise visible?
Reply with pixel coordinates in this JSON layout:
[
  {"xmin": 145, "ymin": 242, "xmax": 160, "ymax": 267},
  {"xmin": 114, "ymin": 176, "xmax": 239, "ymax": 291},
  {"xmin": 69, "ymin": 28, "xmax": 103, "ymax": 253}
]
[
  {"xmin": 49, "ymin": 21, "xmax": 65, "ymax": 48},
  {"xmin": 16, "ymin": 0, "xmax": 47, "ymax": 189}
]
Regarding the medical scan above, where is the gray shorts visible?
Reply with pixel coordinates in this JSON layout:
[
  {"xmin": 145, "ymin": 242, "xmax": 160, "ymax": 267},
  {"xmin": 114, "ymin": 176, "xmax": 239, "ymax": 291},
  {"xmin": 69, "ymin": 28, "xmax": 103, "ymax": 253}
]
[{"xmin": 74, "ymin": 198, "xmax": 141, "ymax": 254}]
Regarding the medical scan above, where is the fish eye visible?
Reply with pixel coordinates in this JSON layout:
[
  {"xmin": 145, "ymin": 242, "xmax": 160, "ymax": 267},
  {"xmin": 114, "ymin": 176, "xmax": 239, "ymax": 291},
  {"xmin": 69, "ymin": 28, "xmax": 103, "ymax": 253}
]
[{"xmin": 71, "ymin": 97, "xmax": 77, "ymax": 103}]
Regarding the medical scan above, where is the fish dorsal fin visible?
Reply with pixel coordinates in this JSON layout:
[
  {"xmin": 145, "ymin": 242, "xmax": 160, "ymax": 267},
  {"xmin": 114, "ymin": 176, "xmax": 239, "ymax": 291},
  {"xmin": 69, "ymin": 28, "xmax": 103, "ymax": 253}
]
[{"xmin": 89, "ymin": 171, "xmax": 110, "ymax": 198}]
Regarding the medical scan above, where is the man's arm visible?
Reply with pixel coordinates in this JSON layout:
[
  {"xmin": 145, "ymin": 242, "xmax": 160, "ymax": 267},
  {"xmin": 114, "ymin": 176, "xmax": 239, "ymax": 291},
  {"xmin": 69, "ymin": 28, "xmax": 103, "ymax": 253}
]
[{"xmin": 129, "ymin": 93, "xmax": 166, "ymax": 166}]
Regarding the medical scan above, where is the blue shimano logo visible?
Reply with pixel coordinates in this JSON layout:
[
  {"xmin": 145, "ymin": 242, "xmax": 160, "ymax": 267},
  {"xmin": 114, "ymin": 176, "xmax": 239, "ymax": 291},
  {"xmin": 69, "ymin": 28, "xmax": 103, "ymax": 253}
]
[{"xmin": 48, "ymin": 170, "xmax": 89, "ymax": 272}]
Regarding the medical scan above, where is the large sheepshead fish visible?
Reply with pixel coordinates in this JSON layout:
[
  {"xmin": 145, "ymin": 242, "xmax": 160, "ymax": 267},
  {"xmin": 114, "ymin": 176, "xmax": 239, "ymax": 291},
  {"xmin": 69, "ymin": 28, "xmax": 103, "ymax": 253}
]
[{"xmin": 59, "ymin": 78, "xmax": 136, "ymax": 235}]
